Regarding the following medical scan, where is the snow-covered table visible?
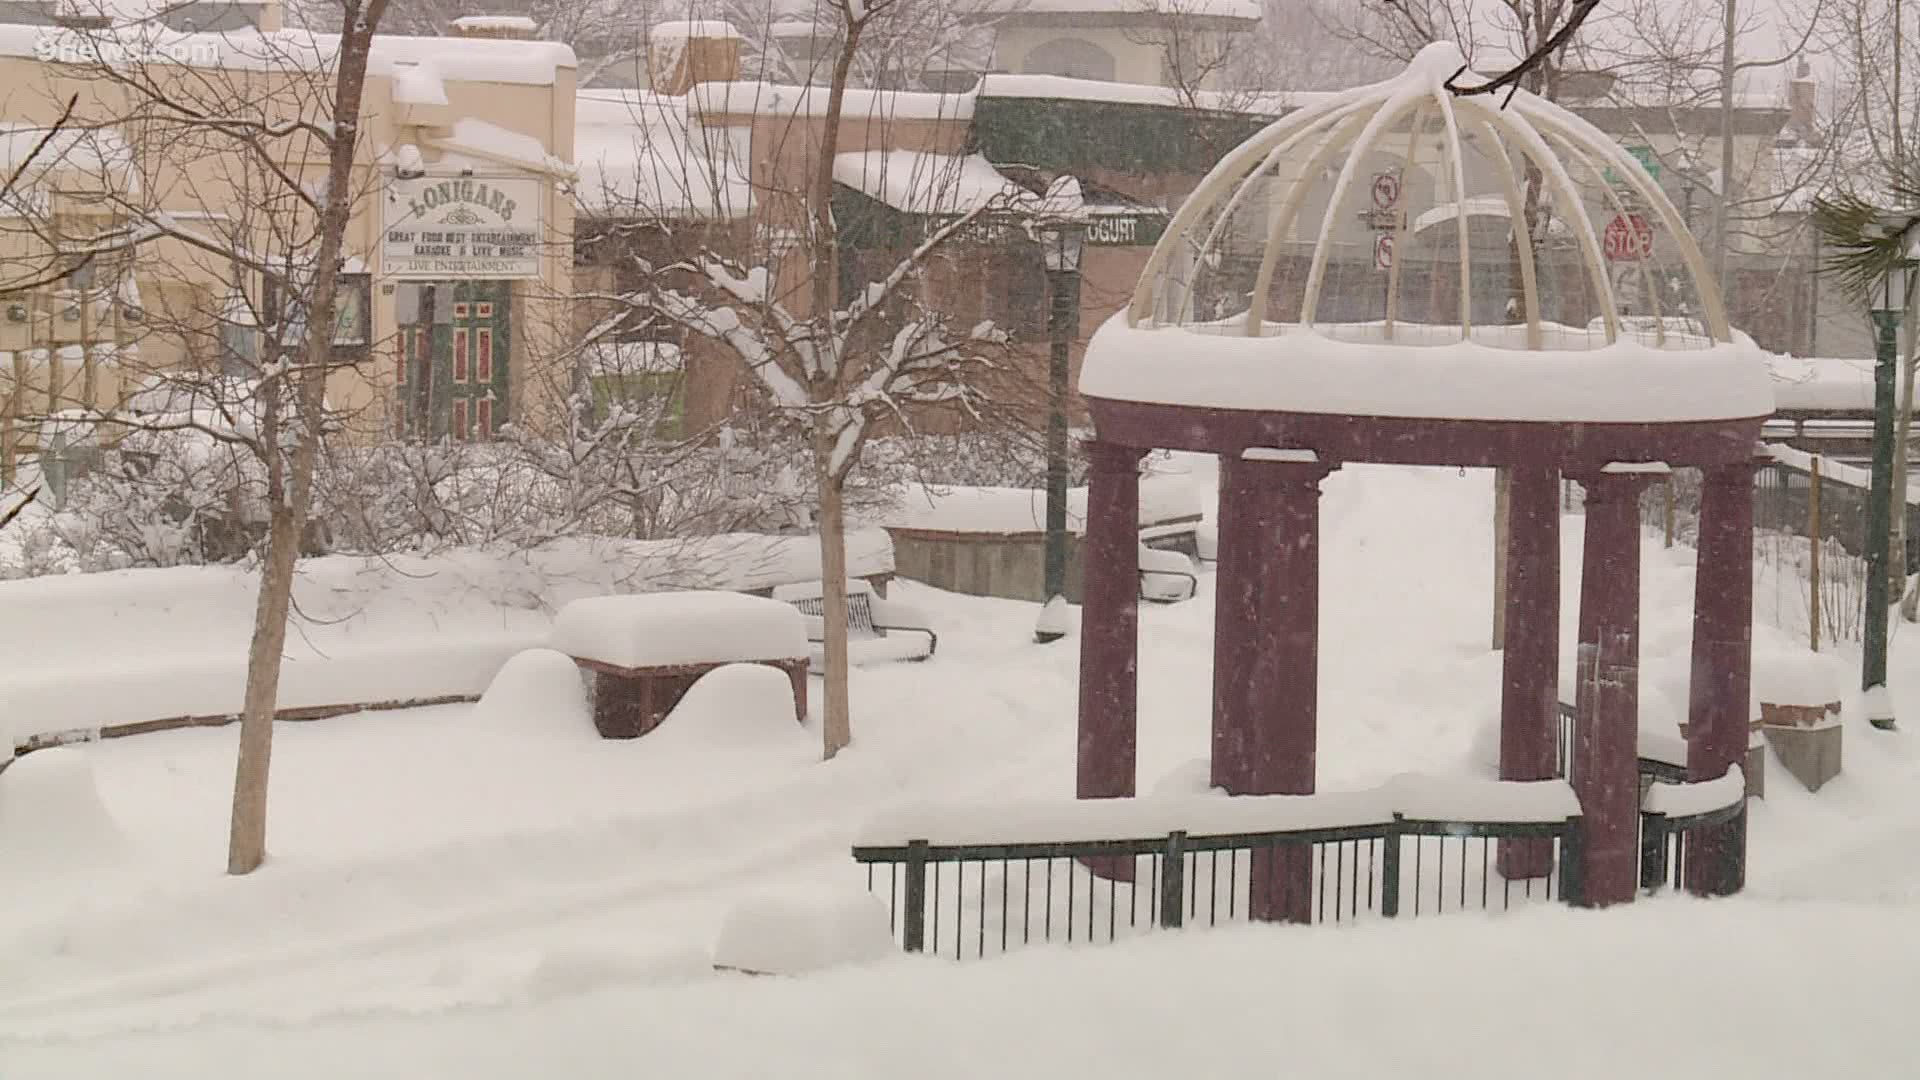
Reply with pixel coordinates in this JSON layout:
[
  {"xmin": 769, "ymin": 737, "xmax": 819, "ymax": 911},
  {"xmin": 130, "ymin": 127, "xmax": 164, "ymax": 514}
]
[{"xmin": 550, "ymin": 592, "xmax": 810, "ymax": 739}]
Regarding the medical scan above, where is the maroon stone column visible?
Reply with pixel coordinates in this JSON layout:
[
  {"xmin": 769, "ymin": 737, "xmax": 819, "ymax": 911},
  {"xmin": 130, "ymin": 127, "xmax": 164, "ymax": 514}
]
[
  {"xmin": 1077, "ymin": 440, "xmax": 1144, "ymax": 802},
  {"xmin": 1499, "ymin": 464, "xmax": 1561, "ymax": 879},
  {"xmin": 1572, "ymin": 469, "xmax": 1649, "ymax": 907},
  {"xmin": 1211, "ymin": 454, "xmax": 1264, "ymax": 794},
  {"xmin": 1240, "ymin": 454, "xmax": 1329, "ymax": 924},
  {"xmin": 1684, "ymin": 461, "xmax": 1757, "ymax": 897}
]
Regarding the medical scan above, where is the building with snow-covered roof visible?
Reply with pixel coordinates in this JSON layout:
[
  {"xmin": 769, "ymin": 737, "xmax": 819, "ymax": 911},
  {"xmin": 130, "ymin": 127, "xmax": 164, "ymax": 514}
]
[
  {"xmin": 972, "ymin": 0, "xmax": 1259, "ymax": 89},
  {"xmin": 0, "ymin": 13, "xmax": 581, "ymax": 464}
]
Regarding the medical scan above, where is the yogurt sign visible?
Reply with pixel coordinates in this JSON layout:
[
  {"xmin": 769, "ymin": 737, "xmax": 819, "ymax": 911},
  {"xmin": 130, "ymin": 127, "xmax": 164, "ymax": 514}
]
[{"xmin": 383, "ymin": 174, "xmax": 543, "ymax": 279}]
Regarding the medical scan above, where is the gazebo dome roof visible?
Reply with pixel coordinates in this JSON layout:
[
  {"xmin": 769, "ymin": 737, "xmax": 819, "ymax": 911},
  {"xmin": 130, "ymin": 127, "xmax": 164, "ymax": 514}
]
[{"xmin": 1080, "ymin": 41, "xmax": 1773, "ymax": 428}]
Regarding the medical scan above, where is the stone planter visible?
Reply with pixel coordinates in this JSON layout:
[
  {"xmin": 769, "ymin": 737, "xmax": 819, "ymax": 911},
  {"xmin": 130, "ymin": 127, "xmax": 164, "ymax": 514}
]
[{"xmin": 1761, "ymin": 701, "xmax": 1843, "ymax": 794}]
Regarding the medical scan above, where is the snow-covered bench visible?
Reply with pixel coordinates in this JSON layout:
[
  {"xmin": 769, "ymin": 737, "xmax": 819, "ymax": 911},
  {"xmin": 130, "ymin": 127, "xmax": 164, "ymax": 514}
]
[
  {"xmin": 773, "ymin": 581, "xmax": 938, "ymax": 669},
  {"xmin": 550, "ymin": 592, "xmax": 810, "ymax": 738},
  {"xmin": 1139, "ymin": 546, "xmax": 1199, "ymax": 603}
]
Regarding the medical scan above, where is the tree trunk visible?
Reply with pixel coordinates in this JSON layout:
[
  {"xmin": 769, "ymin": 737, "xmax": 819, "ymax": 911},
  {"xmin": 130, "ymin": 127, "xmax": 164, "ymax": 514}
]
[
  {"xmin": 814, "ymin": 432, "xmax": 852, "ymax": 759},
  {"xmin": 799, "ymin": 8, "xmax": 864, "ymax": 761},
  {"xmin": 1713, "ymin": 0, "xmax": 1737, "ymax": 293},
  {"xmin": 226, "ymin": 488, "xmax": 299, "ymax": 873},
  {"xmin": 225, "ymin": 0, "xmax": 387, "ymax": 875}
]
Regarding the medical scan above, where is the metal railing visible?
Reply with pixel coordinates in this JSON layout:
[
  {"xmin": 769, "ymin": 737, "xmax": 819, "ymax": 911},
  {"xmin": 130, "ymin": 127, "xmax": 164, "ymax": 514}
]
[
  {"xmin": 1553, "ymin": 701, "xmax": 1747, "ymax": 895},
  {"xmin": 1556, "ymin": 700, "xmax": 1688, "ymax": 784},
  {"xmin": 1638, "ymin": 785, "xmax": 1748, "ymax": 893},
  {"xmin": 853, "ymin": 805, "xmax": 1582, "ymax": 960}
]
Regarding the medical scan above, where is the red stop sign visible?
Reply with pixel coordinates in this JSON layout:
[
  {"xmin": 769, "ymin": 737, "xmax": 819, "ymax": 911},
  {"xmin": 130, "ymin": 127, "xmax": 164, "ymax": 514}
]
[{"xmin": 1603, "ymin": 213, "xmax": 1654, "ymax": 262}]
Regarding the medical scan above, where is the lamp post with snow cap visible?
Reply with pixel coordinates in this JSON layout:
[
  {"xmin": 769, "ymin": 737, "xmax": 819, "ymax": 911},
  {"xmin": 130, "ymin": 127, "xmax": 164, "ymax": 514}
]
[
  {"xmin": 1865, "ymin": 252, "xmax": 1914, "ymax": 729},
  {"xmin": 1036, "ymin": 179, "xmax": 1086, "ymax": 644}
]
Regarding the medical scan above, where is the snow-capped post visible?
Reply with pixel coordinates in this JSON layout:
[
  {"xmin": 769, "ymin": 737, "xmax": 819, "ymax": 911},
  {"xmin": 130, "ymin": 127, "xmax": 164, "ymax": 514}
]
[
  {"xmin": 1572, "ymin": 466, "xmax": 1653, "ymax": 907},
  {"xmin": 1077, "ymin": 442, "xmax": 1144, "ymax": 807},
  {"xmin": 1684, "ymin": 456, "xmax": 1760, "ymax": 896},
  {"xmin": 1499, "ymin": 464, "xmax": 1560, "ymax": 879}
]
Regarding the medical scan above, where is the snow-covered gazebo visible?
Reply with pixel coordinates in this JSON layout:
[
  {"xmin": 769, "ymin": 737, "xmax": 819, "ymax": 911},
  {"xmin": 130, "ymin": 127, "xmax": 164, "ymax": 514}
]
[{"xmin": 1074, "ymin": 43, "xmax": 1773, "ymax": 911}]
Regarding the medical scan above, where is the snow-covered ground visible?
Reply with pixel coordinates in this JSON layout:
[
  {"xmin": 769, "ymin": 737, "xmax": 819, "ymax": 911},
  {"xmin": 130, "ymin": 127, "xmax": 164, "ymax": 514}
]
[{"xmin": 4, "ymin": 459, "xmax": 1918, "ymax": 1077}]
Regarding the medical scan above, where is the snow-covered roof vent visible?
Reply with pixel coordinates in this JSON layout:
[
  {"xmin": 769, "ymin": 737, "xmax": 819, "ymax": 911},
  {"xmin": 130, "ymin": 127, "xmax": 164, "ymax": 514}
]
[
  {"xmin": 1081, "ymin": 41, "xmax": 1774, "ymax": 424},
  {"xmin": 647, "ymin": 19, "xmax": 743, "ymax": 96},
  {"xmin": 449, "ymin": 15, "xmax": 537, "ymax": 40}
]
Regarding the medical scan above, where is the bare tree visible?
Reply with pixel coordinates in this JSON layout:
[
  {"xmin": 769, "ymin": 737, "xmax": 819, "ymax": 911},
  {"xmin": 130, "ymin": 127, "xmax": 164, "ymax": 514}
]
[
  {"xmin": 579, "ymin": 0, "xmax": 1032, "ymax": 757},
  {"xmin": 0, "ymin": 5, "xmax": 395, "ymax": 872}
]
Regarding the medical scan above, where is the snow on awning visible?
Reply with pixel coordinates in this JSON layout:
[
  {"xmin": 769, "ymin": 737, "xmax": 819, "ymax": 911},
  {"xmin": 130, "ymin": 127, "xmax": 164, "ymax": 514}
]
[
  {"xmin": 832, "ymin": 150, "xmax": 1025, "ymax": 216},
  {"xmin": 0, "ymin": 123, "xmax": 139, "ymax": 211},
  {"xmin": 391, "ymin": 62, "xmax": 448, "ymax": 107},
  {"xmin": 431, "ymin": 118, "xmax": 570, "ymax": 177}
]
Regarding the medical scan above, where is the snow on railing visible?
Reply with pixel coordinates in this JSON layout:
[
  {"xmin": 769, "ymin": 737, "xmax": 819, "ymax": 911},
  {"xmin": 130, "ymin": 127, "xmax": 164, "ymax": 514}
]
[
  {"xmin": 1641, "ymin": 767, "xmax": 1745, "ymax": 820},
  {"xmin": 1638, "ymin": 767, "xmax": 1749, "ymax": 894},
  {"xmin": 856, "ymin": 774, "xmax": 1579, "ymax": 850},
  {"xmin": 852, "ymin": 776, "xmax": 1587, "ymax": 958}
]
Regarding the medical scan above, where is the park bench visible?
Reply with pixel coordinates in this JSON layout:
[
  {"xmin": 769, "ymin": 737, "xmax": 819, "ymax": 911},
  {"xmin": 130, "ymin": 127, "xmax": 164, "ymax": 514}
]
[
  {"xmin": 1139, "ymin": 545, "xmax": 1199, "ymax": 603},
  {"xmin": 773, "ymin": 580, "xmax": 938, "ymax": 668}
]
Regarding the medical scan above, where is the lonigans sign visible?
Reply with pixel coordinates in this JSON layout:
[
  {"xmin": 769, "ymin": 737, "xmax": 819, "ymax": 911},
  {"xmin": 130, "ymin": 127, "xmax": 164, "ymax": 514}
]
[{"xmin": 383, "ymin": 174, "xmax": 543, "ymax": 279}]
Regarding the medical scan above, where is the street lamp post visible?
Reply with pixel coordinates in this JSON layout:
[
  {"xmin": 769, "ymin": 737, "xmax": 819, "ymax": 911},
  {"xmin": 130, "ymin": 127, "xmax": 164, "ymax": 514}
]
[
  {"xmin": 1865, "ymin": 261, "xmax": 1911, "ymax": 730},
  {"xmin": 1036, "ymin": 220, "xmax": 1085, "ymax": 644}
]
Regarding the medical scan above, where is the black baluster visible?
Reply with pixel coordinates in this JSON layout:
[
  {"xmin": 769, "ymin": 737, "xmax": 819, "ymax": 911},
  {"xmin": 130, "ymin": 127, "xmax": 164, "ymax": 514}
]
[
  {"xmin": 902, "ymin": 841, "xmax": 929, "ymax": 954},
  {"xmin": 978, "ymin": 860, "xmax": 986, "ymax": 958},
  {"xmin": 1160, "ymin": 832, "xmax": 1187, "ymax": 930}
]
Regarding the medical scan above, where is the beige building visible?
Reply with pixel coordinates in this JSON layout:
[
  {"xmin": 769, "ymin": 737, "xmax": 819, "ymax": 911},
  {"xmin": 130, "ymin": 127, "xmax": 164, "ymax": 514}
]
[
  {"xmin": 0, "ymin": 9, "xmax": 577, "ymax": 468},
  {"xmin": 981, "ymin": 0, "xmax": 1260, "ymax": 89}
]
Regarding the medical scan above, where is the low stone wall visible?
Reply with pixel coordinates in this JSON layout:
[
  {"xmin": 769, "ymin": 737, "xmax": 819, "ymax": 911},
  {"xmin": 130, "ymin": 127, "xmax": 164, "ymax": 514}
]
[{"xmin": 887, "ymin": 518, "xmax": 1200, "ymax": 604}]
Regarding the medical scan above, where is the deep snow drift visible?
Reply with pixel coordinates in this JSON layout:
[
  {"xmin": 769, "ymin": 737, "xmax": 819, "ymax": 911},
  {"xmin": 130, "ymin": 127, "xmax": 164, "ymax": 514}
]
[{"xmin": 2, "ymin": 461, "xmax": 1917, "ymax": 1077}]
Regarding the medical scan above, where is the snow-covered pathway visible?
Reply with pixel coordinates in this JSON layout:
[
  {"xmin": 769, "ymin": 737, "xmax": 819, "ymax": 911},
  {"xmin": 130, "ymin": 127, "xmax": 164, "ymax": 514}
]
[{"xmin": 4, "ymin": 463, "xmax": 1919, "ymax": 1070}]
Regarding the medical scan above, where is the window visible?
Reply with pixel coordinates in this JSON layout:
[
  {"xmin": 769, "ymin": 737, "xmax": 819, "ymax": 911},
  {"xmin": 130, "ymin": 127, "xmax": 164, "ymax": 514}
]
[
  {"xmin": 1022, "ymin": 37, "xmax": 1117, "ymax": 81},
  {"xmin": 591, "ymin": 370, "xmax": 684, "ymax": 440}
]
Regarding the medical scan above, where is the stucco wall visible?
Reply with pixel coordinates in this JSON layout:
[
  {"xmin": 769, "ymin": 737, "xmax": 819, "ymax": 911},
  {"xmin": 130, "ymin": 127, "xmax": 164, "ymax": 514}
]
[{"xmin": 0, "ymin": 34, "xmax": 578, "ymax": 452}]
